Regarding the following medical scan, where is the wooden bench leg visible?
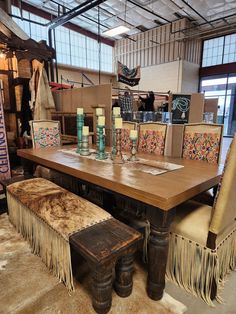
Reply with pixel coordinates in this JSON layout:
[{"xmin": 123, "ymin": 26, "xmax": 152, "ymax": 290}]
[
  {"xmin": 114, "ymin": 253, "xmax": 134, "ymax": 297},
  {"xmin": 92, "ymin": 266, "xmax": 113, "ymax": 314}
]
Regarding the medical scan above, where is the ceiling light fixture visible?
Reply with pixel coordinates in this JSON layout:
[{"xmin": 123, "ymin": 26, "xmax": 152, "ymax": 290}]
[{"xmin": 102, "ymin": 25, "xmax": 130, "ymax": 37}]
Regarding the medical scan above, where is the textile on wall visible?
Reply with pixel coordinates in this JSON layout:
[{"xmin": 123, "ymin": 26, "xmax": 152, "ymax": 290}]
[
  {"xmin": 29, "ymin": 60, "xmax": 55, "ymax": 120},
  {"xmin": 117, "ymin": 61, "xmax": 140, "ymax": 87}
]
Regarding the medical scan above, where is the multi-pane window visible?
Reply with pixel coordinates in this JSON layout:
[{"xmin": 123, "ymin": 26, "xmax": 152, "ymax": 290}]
[
  {"xmin": 11, "ymin": 5, "xmax": 113, "ymax": 72},
  {"xmin": 202, "ymin": 33, "xmax": 236, "ymax": 67}
]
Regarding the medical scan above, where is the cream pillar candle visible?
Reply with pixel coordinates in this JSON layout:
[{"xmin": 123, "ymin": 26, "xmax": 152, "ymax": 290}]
[
  {"xmin": 113, "ymin": 107, "xmax": 120, "ymax": 116},
  {"xmin": 98, "ymin": 116, "xmax": 105, "ymax": 126},
  {"xmin": 115, "ymin": 117, "xmax": 122, "ymax": 129},
  {"xmin": 96, "ymin": 108, "xmax": 103, "ymax": 116},
  {"xmin": 82, "ymin": 126, "xmax": 89, "ymax": 136},
  {"xmin": 130, "ymin": 129, "xmax": 138, "ymax": 140},
  {"xmin": 77, "ymin": 108, "xmax": 84, "ymax": 115}
]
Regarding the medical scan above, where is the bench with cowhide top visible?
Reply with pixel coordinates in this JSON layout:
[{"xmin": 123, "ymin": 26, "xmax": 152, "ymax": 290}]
[{"xmin": 6, "ymin": 178, "xmax": 141, "ymax": 314}]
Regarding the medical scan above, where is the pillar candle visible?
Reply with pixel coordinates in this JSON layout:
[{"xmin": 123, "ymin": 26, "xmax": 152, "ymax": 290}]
[
  {"xmin": 98, "ymin": 116, "xmax": 105, "ymax": 126},
  {"xmin": 77, "ymin": 108, "xmax": 84, "ymax": 115},
  {"xmin": 115, "ymin": 117, "xmax": 122, "ymax": 129},
  {"xmin": 130, "ymin": 129, "xmax": 138, "ymax": 140},
  {"xmin": 113, "ymin": 107, "xmax": 120, "ymax": 116},
  {"xmin": 96, "ymin": 108, "xmax": 103, "ymax": 116},
  {"xmin": 82, "ymin": 126, "xmax": 89, "ymax": 136}
]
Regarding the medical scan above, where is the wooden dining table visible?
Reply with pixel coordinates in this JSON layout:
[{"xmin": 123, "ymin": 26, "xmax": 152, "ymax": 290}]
[{"xmin": 17, "ymin": 145, "xmax": 222, "ymax": 301}]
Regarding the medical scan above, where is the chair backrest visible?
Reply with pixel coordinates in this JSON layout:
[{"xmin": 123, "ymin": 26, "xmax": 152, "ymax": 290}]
[
  {"xmin": 121, "ymin": 121, "xmax": 137, "ymax": 151},
  {"xmin": 182, "ymin": 123, "xmax": 223, "ymax": 164},
  {"xmin": 209, "ymin": 134, "xmax": 236, "ymax": 237},
  {"xmin": 138, "ymin": 122, "xmax": 167, "ymax": 155},
  {"xmin": 30, "ymin": 120, "xmax": 61, "ymax": 148}
]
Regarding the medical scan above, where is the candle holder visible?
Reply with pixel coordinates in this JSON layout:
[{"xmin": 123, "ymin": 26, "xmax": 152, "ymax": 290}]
[
  {"xmin": 76, "ymin": 114, "xmax": 84, "ymax": 153},
  {"xmin": 128, "ymin": 138, "xmax": 139, "ymax": 161},
  {"xmin": 112, "ymin": 128, "xmax": 124, "ymax": 164},
  {"xmin": 111, "ymin": 113, "xmax": 121, "ymax": 157},
  {"xmin": 96, "ymin": 125, "xmax": 108, "ymax": 160},
  {"xmin": 80, "ymin": 135, "xmax": 91, "ymax": 156}
]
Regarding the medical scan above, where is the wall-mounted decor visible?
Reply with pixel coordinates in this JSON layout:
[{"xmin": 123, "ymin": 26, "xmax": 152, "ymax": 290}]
[{"xmin": 171, "ymin": 94, "xmax": 191, "ymax": 124}]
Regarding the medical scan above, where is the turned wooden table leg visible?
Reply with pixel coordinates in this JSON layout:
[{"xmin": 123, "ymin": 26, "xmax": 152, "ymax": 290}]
[
  {"xmin": 92, "ymin": 266, "xmax": 113, "ymax": 314},
  {"xmin": 114, "ymin": 253, "xmax": 135, "ymax": 297},
  {"xmin": 146, "ymin": 207, "xmax": 175, "ymax": 300}
]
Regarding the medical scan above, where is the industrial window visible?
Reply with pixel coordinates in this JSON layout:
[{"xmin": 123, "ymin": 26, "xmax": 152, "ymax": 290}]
[
  {"xmin": 202, "ymin": 33, "xmax": 236, "ymax": 67},
  {"xmin": 11, "ymin": 5, "xmax": 113, "ymax": 73}
]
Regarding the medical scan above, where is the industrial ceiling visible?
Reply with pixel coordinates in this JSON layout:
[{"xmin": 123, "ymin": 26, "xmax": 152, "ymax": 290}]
[{"xmin": 15, "ymin": 0, "xmax": 236, "ymax": 39}]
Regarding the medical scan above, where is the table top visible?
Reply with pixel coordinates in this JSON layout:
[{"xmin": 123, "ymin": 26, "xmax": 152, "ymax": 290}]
[{"xmin": 17, "ymin": 146, "xmax": 222, "ymax": 211}]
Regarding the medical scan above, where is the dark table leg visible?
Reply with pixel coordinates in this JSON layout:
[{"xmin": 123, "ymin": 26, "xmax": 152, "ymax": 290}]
[{"xmin": 146, "ymin": 206, "xmax": 175, "ymax": 300}]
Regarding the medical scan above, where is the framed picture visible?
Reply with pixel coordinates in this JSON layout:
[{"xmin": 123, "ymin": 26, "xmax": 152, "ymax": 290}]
[{"xmin": 171, "ymin": 94, "xmax": 191, "ymax": 124}]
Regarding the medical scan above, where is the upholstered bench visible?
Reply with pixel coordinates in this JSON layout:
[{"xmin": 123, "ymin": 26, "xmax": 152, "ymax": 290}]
[{"xmin": 6, "ymin": 178, "xmax": 141, "ymax": 314}]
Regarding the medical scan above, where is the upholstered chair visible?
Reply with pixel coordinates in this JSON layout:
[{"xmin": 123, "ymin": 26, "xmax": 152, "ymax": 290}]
[
  {"xmin": 121, "ymin": 121, "xmax": 137, "ymax": 151},
  {"xmin": 138, "ymin": 122, "xmax": 168, "ymax": 155},
  {"xmin": 166, "ymin": 134, "xmax": 236, "ymax": 305},
  {"xmin": 182, "ymin": 123, "xmax": 223, "ymax": 205},
  {"xmin": 30, "ymin": 120, "xmax": 80, "ymax": 194},
  {"xmin": 182, "ymin": 123, "xmax": 223, "ymax": 164},
  {"xmin": 30, "ymin": 120, "xmax": 61, "ymax": 148}
]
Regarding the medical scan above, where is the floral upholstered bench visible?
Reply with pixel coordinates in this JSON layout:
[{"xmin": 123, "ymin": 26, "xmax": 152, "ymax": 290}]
[{"xmin": 6, "ymin": 178, "xmax": 141, "ymax": 314}]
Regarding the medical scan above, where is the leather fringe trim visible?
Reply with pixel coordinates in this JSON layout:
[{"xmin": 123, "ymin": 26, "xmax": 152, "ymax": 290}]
[
  {"xmin": 7, "ymin": 192, "xmax": 74, "ymax": 292},
  {"xmin": 166, "ymin": 231, "xmax": 236, "ymax": 306}
]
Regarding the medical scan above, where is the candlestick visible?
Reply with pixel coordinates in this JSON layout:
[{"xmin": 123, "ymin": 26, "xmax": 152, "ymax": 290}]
[
  {"xmin": 115, "ymin": 117, "xmax": 123, "ymax": 129},
  {"xmin": 76, "ymin": 112, "xmax": 84, "ymax": 153},
  {"xmin": 127, "ymin": 138, "xmax": 139, "ymax": 162},
  {"xmin": 96, "ymin": 108, "xmax": 103, "ymax": 116},
  {"xmin": 96, "ymin": 125, "xmax": 108, "ymax": 160},
  {"xmin": 80, "ymin": 134, "xmax": 91, "ymax": 156},
  {"xmin": 77, "ymin": 108, "xmax": 84, "ymax": 115},
  {"xmin": 112, "ymin": 128, "xmax": 124, "ymax": 164},
  {"xmin": 113, "ymin": 107, "xmax": 120, "ymax": 116},
  {"xmin": 130, "ymin": 129, "xmax": 138, "ymax": 140},
  {"xmin": 98, "ymin": 115, "xmax": 105, "ymax": 126},
  {"xmin": 82, "ymin": 126, "xmax": 89, "ymax": 136}
]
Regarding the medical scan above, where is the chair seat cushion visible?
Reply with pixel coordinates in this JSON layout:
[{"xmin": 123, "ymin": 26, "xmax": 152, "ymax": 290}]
[{"xmin": 170, "ymin": 200, "xmax": 212, "ymax": 246}]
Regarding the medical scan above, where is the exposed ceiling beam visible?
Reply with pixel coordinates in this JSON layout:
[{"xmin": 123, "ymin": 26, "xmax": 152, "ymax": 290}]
[
  {"xmin": 180, "ymin": 0, "xmax": 213, "ymax": 27},
  {"xmin": 127, "ymin": 0, "xmax": 171, "ymax": 23},
  {"xmin": 48, "ymin": 0, "xmax": 107, "ymax": 29}
]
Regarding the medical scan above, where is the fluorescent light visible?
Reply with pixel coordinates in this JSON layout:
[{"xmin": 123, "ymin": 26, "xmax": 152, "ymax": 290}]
[{"xmin": 102, "ymin": 25, "xmax": 130, "ymax": 37}]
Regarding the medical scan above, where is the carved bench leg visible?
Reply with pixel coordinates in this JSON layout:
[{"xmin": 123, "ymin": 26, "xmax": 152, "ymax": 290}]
[
  {"xmin": 114, "ymin": 253, "xmax": 134, "ymax": 297},
  {"xmin": 92, "ymin": 266, "xmax": 113, "ymax": 314}
]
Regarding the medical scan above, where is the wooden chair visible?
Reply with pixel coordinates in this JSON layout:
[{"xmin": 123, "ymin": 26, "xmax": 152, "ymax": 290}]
[
  {"xmin": 30, "ymin": 120, "xmax": 80, "ymax": 195},
  {"xmin": 166, "ymin": 134, "xmax": 236, "ymax": 305},
  {"xmin": 182, "ymin": 123, "xmax": 223, "ymax": 205},
  {"xmin": 138, "ymin": 122, "xmax": 167, "ymax": 155},
  {"xmin": 121, "ymin": 121, "xmax": 137, "ymax": 151}
]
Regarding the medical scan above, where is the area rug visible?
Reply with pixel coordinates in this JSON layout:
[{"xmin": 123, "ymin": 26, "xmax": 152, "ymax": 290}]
[{"xmin": 0, "ymin": 213, "xmax": 187, "ymax": 314}]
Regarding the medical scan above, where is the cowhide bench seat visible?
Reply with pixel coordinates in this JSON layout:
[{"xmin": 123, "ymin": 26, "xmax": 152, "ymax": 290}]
[{"xmin": 6, "ymin": 178, "xmax": 141, "ymax": 314}]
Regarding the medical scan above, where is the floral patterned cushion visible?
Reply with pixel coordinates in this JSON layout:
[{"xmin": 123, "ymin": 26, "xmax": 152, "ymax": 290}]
[
  {"xmin": 183, "ymin": 132, "xmax": 220, "ymax": 164},
  {"xmin": 34, "ymin": 127, "xmax": 60, "ymax": 148},
  {"xmin": 121, "ymin": 128, "xmax": 132, "ymax": 151},
  {"xmin": 138, "ymin": 130, "xmax": 165, "ymax": 155}
]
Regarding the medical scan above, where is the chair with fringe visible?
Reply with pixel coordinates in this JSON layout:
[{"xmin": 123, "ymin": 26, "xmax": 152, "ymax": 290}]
[
  {"xmin": 182, "ymin": 123, "xmax": 223, "ymax": 205},
  {"xmin": 166, "ymin": 134, "xmax": 236, "ymax": 306},
  {"xmin": 138, "ymin": 122, "xmax": 168, "ymax": 155},
  {"xmin": 30, "ymin": 120, "xmax": 80, "ymax": 194},
  {"xmin": 121, "ymin": 121, "xmax": 137, "ymax": 151}
]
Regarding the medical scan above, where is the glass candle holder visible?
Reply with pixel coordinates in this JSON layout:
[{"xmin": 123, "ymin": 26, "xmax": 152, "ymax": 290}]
[{"xmin": 128, "ymin": 130, "xmax": 139, "ymax": 161}]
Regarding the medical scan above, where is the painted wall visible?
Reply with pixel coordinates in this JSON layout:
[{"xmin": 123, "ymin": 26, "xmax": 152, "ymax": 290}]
[{"xmin": 181, "ymin": 61, "xmax": 199, "ymax": 93}]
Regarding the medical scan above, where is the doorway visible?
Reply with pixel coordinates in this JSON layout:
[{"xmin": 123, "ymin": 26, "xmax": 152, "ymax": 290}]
[{"xmin": 200, "ymin": 74, "xmax": 236, "ymax": 137}]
